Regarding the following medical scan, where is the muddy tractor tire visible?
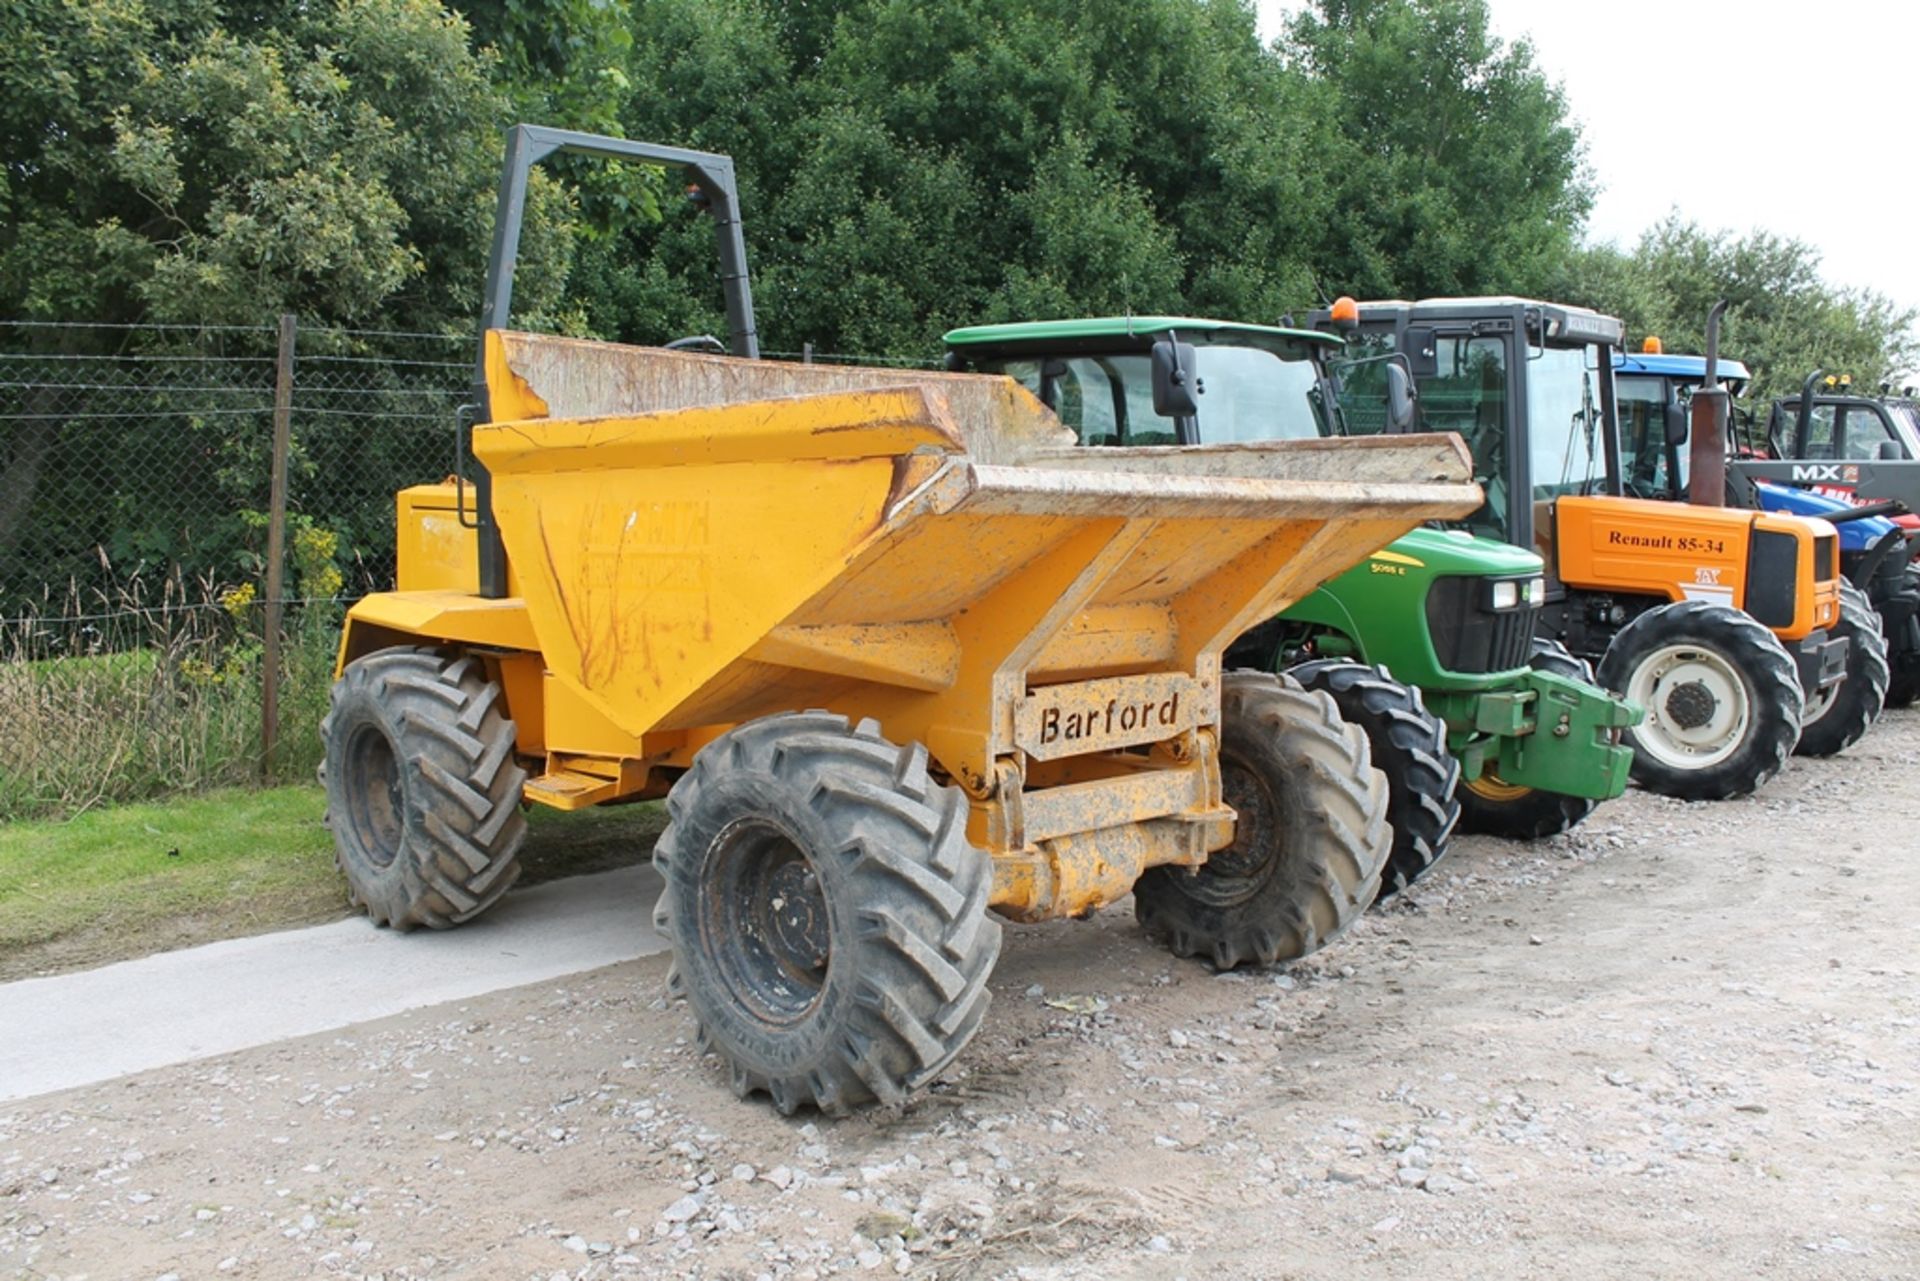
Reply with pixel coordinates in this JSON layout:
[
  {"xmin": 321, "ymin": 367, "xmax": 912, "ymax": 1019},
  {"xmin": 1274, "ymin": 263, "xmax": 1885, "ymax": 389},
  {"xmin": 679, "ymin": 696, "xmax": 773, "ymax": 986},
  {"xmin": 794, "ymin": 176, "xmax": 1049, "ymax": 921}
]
[
  {"xmin": 1596, "ymin": 600, "xmax": 1802, "ymax": 801},
  {"xmin": 652, "ymin": 712, "xmax": 1001, "ymax": 1116},
  {"xmin": 1795, "ymin": 580, "xmax": 1890, "ymax": 757},
  {"xmin": 1458, "ymin": 638, "xmax": 1603, "ymax": 840},
  {"xmin": 1289, "ymin": 659, "xmax": 1459, "ymax": 896},
  {"xmin": 321, "ymin": 646, "xmax": 529, "ymax": 930},
  {"xmin": 1884, "ymin": 566, "xmax": 1920, "ymax": 710},
  {"xmin": 1134, "ymin": 670, "xmax": 1390, "ymax": 970}
]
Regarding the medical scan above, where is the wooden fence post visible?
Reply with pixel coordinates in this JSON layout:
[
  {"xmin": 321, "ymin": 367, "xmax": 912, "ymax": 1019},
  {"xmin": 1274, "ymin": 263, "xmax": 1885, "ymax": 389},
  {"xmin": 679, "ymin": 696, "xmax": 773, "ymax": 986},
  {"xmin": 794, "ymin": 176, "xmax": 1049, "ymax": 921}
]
[{"xmin": 261, "ymin": 313, "xmax": 296, "ymax": 781}]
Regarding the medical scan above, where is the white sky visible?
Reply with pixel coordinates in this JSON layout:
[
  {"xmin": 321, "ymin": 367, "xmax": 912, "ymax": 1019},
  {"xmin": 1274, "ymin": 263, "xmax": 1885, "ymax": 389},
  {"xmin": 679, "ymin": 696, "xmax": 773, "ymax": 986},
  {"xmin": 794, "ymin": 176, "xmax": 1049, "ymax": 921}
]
[{"xmin": 1255, "ymin": 1, "xmax": 1920, "ymax": 314}]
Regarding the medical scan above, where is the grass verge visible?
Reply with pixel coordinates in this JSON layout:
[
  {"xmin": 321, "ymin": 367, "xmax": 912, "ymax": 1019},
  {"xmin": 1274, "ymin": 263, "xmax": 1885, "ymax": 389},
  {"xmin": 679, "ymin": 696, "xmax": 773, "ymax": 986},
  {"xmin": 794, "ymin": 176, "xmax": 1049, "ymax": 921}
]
[{"xmin": 0, "ymin": 784, "xmax": 665, "ymax": 981}]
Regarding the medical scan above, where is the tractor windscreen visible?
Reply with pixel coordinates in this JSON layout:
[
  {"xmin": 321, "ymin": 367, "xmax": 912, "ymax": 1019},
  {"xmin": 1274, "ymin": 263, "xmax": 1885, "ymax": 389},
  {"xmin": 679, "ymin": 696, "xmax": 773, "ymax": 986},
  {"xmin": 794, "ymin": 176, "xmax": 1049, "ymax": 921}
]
[
  {"xmin": 1615, "ymin": 372, "xmax": 1680, "ymax": 497},
  {"xmin": 1882, "ymin": 402, "xmax": 1920, "ymax": 457},
  {"xmin": 1527, "ymin": 343, "xmax": 1607, "ymax": 505},
  {"xmin": 980, "ymin": 345, "xmax": 1325, "ymax": 446},
  {"xmin": 1337, "ymin": 332, "xmax": 1510, "ymax": 540}
]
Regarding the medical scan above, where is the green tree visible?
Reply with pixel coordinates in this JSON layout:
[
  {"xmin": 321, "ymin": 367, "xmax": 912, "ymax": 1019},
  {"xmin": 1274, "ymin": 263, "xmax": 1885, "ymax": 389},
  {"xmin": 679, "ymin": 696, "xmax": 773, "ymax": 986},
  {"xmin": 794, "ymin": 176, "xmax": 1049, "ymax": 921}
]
[
  {"xmin": 607, "ymin": 0, "xmax": 1333, "ymax": 356},
  {"xmin": 1553, "ymin": 218, "xmax": 1918, "ymax": 403},
  {"xmin": 459, "ymin": 0, "xmax": 634, "ymax": 135},
  {"xmin": 0, "ymin": 0, "xmax": 554, "ymax": 330},
  {"xmin": 0, "ymin": 0, "xmax": 587, "ymax": 588},
  {"xmin": 1281, "ymin": 0, "xmax": 1593, "ymax": 300},
  {"xmin": 567, "ymin": 0, "xmax": 802, "ymax": 346}
]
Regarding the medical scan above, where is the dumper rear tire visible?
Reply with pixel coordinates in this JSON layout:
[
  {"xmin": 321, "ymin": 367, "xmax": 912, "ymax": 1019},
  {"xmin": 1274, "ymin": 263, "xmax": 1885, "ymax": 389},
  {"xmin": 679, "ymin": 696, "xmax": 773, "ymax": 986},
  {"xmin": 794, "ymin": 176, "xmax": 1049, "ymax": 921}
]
[
  {"xmin": 1794, "ymin": 580, "xmax": 1888, "ymax": 757},
  {"xmin": 320, "ymin": 646, "xmax": 528, "ymax": 930},
  {"xmin": 1289, "ymin": 660, "xmax": 1458, "ymax": 896},
  {"xmin": 1597, "ymin": 600, "xmax": 1802, "ymax": 801},
  {"xmin": 652, "ymin": 713, "xmax": 1001, "ymax": 1116},
  {"xmin": 1457, "ymin": 639, "xmax": 1603, "ymax": 840},
  {"xmin": 1134, "ymin": 671, "xmax": 1390, "ymax": 969}
]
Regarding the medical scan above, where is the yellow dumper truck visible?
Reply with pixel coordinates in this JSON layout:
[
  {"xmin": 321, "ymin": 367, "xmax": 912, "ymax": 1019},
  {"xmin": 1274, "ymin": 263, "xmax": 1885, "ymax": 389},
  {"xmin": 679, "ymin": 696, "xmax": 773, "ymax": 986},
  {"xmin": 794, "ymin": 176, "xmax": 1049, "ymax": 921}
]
[{"xmin": 321, "ymin": 128, "xmax": 1481, "ymax": 1113}]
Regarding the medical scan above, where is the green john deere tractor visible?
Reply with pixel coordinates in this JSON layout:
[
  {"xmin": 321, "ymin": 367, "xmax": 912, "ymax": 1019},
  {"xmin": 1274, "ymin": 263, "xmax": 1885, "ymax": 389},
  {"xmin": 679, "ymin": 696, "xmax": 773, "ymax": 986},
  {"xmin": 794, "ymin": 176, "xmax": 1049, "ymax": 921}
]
[{"xmin": 943, "ymin": 317, "xmax": 1640, "ymax": 895}]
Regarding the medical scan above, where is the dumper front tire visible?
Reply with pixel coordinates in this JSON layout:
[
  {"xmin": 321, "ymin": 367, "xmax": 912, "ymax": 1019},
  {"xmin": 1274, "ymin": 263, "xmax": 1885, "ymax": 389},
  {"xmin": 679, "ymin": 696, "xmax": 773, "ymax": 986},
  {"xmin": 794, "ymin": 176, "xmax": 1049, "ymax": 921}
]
[
  {"xmin": 1794, "ymin": 580, "xmax": 1888, "ymax": 757},
  {"xmin": 1134, "ymin": 671, "xmax": 1390, "ymax": 969},
  {"xmin": 320, "ymin": 646, "xmax": 528, "ymax": 930},
  {"xmin": 1289, "ymin": 660, "xmax": 1458, "ymax": 896},
  {"xmin": 652, "ymin": 713, "xmax": 1001, "ymax": 1116},
  {"xmin": 1597, "ymin": 600, "xmax": 1802, "ymax": 801},
  {"xmin": 1457, "ymin": 639, "xmax": 1604, "ymax": 840}
]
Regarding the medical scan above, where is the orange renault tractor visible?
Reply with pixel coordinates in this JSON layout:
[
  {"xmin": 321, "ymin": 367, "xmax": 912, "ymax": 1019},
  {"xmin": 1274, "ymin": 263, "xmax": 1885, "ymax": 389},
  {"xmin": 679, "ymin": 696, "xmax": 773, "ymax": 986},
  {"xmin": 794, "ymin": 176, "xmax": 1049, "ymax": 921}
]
[
  {"xmin": 1316, "ymin": 297, "xmax": 1849, "ymax": 801},
  {"xmin": 316, "ymin": 128, "xmax": 1482, "ymax": 1115}
]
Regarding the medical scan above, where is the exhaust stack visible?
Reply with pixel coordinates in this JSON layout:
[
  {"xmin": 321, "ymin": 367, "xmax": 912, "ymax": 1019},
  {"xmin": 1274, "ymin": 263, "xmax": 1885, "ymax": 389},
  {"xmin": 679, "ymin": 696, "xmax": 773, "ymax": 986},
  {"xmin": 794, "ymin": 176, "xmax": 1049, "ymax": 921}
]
[{"xmin": 1687, "ymin": 300, "xmax": 1730, "ymax": 506}]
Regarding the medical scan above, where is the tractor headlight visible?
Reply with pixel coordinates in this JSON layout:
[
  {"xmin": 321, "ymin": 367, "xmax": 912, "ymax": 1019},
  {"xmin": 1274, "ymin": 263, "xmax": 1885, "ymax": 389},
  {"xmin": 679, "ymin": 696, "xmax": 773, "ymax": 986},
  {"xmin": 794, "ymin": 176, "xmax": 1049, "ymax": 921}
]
[{"xmin": 1489, "ymin": 576, "xmax": 1545, "ymax": 611}]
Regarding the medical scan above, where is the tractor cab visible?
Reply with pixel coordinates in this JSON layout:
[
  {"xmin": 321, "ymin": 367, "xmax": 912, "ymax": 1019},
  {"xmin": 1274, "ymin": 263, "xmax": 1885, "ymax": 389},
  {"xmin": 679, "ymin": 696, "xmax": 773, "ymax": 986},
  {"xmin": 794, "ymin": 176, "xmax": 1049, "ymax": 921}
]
[
  {"xmin": 1753, "ymin": 379, "xmax": 1920, "ymax": 517},
  {"xmin": 1611, "ymin": 349, "xmax": 1752, "ymax": 501},
  {"xmin": 1767, "ymin": 381, "xmax": 1920, "ymax": 464},
  {"xmin": 1311, "ymin": 296, "xmax": 1627, "ymax": 557},
  {"xmin": 938, "ymin": 316, "xmax": 1347, "ymax": 446}
]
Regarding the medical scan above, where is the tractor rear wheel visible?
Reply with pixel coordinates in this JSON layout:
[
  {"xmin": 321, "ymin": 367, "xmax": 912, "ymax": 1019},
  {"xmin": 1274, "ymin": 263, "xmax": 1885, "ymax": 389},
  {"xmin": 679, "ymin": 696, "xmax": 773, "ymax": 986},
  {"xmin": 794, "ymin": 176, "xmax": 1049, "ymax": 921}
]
[
  {"xmin": 1134, "ymin": 671, "xmax": 1389, "ymax": 969},
  {"xmin": 1795, "ymin": 580, "xmax": 1889, "ymax": 757},
  {"xmin": 1884, "ymin": 566, "xmax": 1920, "ymax": 709},
  {"xmin": 652, "ymin": 712, "xmax": 1000, "ymax": 1116},
  {"xmin": 1289, "ymin": 659, "xmax": 1458, "ymax": 896},
  {"xmin": 320, "ymin": 646, "xmax": 528, "ymax": 929},
  {"xmin": 1596, "ymin": 600, "xmax": 1802, "ymax": 801},
  {"xmin": 1457, "ymin": 639, "xmax": 1603, "ymax": 839}
]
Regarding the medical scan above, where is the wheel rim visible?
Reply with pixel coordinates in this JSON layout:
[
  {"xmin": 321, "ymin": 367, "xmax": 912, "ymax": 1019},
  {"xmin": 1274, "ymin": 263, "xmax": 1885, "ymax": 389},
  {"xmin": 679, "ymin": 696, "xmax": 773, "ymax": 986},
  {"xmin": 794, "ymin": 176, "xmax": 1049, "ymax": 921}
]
[
  {"xmin": 1801, "ymin": 674, "xmax": 1841, "ymax": 726},
  {"xmin": 701, "ymin": 818, "xmax": 831, "ymax": 1026},
  {"xmin": 1465, "ymin": 771, "xmax": 1531, "ymax": 802},
  {"xmin": 1625, "ymin": 643, "xmax": 1751, "ymax": 770},
  {"xmin": 342, "ymin": 724, "xmax": 404, "ymax": 867},
  {"xmin": 1192, "ymin": 756, "xmax": 1281, "ymax": 906}
]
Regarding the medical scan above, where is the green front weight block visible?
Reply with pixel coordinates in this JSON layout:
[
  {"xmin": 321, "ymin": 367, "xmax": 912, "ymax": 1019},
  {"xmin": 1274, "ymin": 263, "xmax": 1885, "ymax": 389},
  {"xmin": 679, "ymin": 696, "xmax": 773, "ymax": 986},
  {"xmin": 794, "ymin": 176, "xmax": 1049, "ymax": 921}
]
[{"xmin": 1489, "ymin": 667, "xmax": 1642, "ymax": 800}]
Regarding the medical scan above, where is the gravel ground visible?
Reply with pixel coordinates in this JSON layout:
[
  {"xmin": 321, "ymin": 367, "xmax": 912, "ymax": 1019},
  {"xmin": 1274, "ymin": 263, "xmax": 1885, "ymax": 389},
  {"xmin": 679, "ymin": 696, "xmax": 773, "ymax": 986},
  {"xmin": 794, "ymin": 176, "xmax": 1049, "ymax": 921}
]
[{"xmin": 4, "ymin": 706, "xmax": 1917, "ymax": 1281}]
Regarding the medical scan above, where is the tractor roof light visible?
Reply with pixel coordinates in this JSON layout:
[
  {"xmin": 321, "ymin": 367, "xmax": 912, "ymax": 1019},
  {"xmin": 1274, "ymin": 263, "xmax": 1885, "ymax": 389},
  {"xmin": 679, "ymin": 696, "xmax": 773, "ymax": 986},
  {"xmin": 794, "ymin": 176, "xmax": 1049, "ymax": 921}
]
[
  {"xmin": 1642, "ymin": 335, "xmax": 1663, "ymax": 354},
  {"xmin": 1535, "ymin": 305, "xmax": 1624, "ymax": 348},
  {"xmin": 1328, "ymin": 296, "xmax": 1360, "ymax": 329}
]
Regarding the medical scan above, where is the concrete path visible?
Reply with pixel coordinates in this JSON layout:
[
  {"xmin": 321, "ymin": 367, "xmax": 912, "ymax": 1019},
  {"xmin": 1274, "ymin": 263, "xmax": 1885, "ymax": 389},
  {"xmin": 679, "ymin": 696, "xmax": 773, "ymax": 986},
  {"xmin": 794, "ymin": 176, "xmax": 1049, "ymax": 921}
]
[{"xmin": 0, "ymin": 864, "xmax": 666, "ymax": 1104}]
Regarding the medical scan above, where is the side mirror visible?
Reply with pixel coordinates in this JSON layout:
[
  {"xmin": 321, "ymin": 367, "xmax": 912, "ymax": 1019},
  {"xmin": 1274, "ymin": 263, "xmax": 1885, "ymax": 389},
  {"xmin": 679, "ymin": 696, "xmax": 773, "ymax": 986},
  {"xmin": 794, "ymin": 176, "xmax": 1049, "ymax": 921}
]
[
  {"xmin": 1664, "ymin": 400, "xmax": 1689, "ymax": 446},
  {"xmin": 1878, "ymin": 439, "xmax": 1904, "ymax": 460},
  {"xmin": 1384, "ymin": 362, "xmax": 1416, "ymax": 431},
  {"xmin": 1151, "ymin": 339, "xmax": 1202, "ymax": 419}
]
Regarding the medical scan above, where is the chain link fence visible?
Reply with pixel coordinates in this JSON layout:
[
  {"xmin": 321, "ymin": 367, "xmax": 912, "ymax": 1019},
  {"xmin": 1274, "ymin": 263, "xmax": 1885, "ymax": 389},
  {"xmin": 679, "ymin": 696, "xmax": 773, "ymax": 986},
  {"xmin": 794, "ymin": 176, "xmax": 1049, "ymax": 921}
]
[
  {"xmin": 0, "ymin": 319, "xmax": 470, "ymax": 817},
  {"xmin": 0, "ymin": 325, "xmax": 940, "ymax": 818}
]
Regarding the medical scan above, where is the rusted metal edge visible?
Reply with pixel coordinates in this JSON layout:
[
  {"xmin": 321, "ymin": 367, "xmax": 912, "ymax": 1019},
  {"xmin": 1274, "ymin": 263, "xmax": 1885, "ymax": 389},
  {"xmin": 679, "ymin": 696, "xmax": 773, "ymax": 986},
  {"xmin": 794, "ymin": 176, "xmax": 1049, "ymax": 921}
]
[{"xmin": 927, "ymin": 465, "xmax": 1482, "ymax": 522}]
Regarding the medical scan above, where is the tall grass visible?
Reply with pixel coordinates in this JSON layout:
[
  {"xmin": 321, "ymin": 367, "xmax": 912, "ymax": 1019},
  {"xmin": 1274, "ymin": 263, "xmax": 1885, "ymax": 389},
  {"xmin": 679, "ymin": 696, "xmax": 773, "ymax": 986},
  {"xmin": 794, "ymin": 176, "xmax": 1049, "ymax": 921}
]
[{"xmin": 0, "ymin": 559, "xmax": 340, "ymax": 821}]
